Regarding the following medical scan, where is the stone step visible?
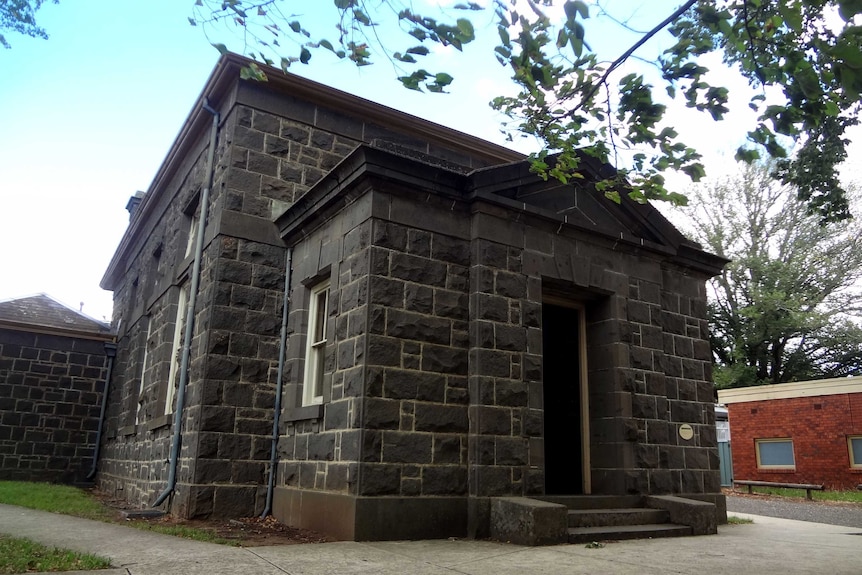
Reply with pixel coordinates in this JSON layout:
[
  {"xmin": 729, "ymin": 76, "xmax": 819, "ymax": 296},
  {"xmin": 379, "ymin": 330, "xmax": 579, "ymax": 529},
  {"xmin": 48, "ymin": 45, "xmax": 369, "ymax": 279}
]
[
  {"xmin": 567, "ymin": 523, "xmax": 693, "ymax": 544},
  {"xmin": 568, "ymin": 507, "xmax": 669, "ymax": 528},
  {"xmin": 537, "ymin": 495, "xmax": 644, "ymax": 510}
]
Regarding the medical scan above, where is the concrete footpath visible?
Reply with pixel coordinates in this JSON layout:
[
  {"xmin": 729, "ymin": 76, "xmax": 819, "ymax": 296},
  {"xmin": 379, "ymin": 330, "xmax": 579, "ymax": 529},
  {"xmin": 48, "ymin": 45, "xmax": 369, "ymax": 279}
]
[{"xmin": 1, "ymin": 504, "xmax": 861, "ymax": 575}]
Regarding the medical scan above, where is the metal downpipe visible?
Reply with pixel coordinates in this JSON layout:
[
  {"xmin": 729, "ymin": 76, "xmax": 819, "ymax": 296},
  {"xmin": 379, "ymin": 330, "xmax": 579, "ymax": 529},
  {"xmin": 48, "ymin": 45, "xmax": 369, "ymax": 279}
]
[
  {"xmin": 153, "ymin": 99, "xmax": 219, "ymax": 507},
  {"xmin": 86, "ymin": 342, "xmax": 117, "ymax": 481},
  {"xmin": 262, "ymin": 248, "xmax": 293, "ymax": 518}
]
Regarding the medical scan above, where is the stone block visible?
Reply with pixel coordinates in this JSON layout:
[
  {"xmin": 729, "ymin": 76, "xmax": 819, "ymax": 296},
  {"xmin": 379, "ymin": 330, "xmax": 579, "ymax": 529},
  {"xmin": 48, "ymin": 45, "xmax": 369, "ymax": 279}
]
[
  {"xmin": 422, "ymin": 466, "xmax": 468, "ymax": 495},
  {"xmin": 363, "ymin": 398, "xmax": 400, "ymax": 430},
  {"xmin": 359, "ymin": 463, "xmax": 401, "ymax": 495},
  {"xmin": 645, "ymin": 495, "xmax": 716, "ymax": 535},
  {"xmin": 382, "ymin": 431, "xmax": 432, "ymax": 464},
  {"xmin": 386, "ymin": 310, "xmax": 450, "ymax": 345},
  {"xmin": 489, "ymin": 497, "xmax": 567, "ymax": 546},
  {"xmin": 414, "ymin": 404, "xmax": 468, "ymax": 433}
]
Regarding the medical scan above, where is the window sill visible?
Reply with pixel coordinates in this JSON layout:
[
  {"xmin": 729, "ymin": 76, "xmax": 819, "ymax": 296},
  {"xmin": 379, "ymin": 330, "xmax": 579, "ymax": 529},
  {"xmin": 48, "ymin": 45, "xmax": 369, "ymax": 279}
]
[
  {"xmin": 119, "ymin": 425, "xmax": 137, "ymax": 437},
  {"xmin": 756, "ymin": 468, "xmax": 797, "ymax": 473},
  {"xmin": 284, "ymin": 404, "xmax": 324, "ymax": 423},
  {"xmin": 146, "ymin": 414, "xmax": 173, "ymax": 432}
]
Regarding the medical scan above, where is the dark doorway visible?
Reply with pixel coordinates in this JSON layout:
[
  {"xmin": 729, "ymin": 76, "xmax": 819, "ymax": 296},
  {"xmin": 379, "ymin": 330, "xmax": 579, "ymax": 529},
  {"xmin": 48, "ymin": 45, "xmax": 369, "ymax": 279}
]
[{"xmin": 542, "ymin": 301, "xmax": 587, "ymax": 495}]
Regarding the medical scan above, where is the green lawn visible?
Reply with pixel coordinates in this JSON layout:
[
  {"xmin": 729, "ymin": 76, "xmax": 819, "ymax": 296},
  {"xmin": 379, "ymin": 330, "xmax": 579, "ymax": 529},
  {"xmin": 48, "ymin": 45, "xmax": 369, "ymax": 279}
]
[
  {"xmin": 0, "ymin": 481, "xmax": 237, "ymax": 546},
  {"xmin": 744, "ymin": 486, "xmax": 862, "ymax": 503},
  {"xmin": 0, "ymin": 481, "xmax": 111, "ymax": 520},
  {"xmin": 0, "ymin": 534, "xmax": 110, "ymax": 574}
]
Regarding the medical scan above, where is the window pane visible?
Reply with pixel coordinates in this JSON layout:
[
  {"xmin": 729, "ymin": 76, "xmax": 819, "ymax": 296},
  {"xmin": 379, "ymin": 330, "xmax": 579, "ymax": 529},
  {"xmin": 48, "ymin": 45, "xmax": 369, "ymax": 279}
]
[
  {"xmin": 313, "ymin": 289, "xmax": 328, "ymax": 343},
  {"xmin": 758, "ymin": 440, "xmax": 794, "ymax": 466},
  {"xmin": 851, "ymin": 437, "xmax": 862, "ymax": 466}
]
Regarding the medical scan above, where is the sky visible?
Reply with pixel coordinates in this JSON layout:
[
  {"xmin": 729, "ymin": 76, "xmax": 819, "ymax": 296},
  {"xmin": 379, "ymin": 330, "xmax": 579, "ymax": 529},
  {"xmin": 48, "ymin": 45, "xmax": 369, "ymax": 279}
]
[{"xmin": 1, "ymin": 0, "xmax": 859, "ymax": 322}]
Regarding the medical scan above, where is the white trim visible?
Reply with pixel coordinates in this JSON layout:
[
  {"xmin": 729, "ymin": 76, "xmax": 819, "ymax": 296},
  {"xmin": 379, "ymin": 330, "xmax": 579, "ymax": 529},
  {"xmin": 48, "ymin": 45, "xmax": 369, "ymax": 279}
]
[
  {"xmin": 302, "ymin": 280, "xmax": 330, "ymax": 407},
  {"xmin": 136, "ymin": 317, "xmax": 152, "ymax": 425},
  {"xmin": 165, "ymin": 284, "xmax": 189, "ymax": 415},
  {"xmin": 718, "ymin": 376, "xmax": 862, "ymax": 404}
]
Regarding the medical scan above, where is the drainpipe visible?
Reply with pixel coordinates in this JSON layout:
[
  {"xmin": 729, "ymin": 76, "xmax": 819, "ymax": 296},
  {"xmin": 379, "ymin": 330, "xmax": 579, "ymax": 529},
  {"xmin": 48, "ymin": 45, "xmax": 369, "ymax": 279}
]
[
  {"xmin": 262, "ymin": 247, "xmax": 293, "ymax": 518},
  {"xmin": 153, "ymin": 99, "xmax": 219, "ymax": 507},
  {"xmin": 86, "ymin": 341, "xmax": 117, "ymax": 481}
]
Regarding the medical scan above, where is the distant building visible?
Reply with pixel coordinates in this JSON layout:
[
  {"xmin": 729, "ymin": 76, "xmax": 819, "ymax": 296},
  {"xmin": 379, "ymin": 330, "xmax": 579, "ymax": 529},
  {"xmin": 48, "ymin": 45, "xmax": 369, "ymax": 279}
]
[
  {"xmin": 96, "ymin": 53, "xmax": 728, "ymax": 541},
  {"xmin": 718, "ymin": 377, "xmax": 862, "ymax": 490},
  {"xmin": 0, "ymin": 294, "xmax": 114, "ymax": 483}
]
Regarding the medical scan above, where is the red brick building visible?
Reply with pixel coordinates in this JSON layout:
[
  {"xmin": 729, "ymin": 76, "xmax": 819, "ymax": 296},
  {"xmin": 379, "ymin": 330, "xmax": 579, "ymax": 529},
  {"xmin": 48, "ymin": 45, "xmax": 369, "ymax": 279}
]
[{"xmin": 718, "ymin": 378, "xmax": 862, "ymax": 490}]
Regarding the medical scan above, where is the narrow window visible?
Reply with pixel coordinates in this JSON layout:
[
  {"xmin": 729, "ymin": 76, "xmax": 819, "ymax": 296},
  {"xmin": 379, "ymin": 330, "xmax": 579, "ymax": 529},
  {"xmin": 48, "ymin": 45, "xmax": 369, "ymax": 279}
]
[
  {"xmin": 136, "ymin": 317, "xmax": 152, "ymax": 424},
  {"xmin": 849, "ymin": 436, "xmax": 862, "ymax": 468},
  {"xmin": 755, "ymin": 438, "xmax": 796, "ymax": 470},
  {"xmin": 165, "ymin": 284, "xmax": 190, "ymax": 415},
  {"xmin": 184, "ymin": 211, "xmax": 199, "ymax": 259},
  {"xmin": 302, "ymin": 281, "xmax": 329, "ymax": 406}
]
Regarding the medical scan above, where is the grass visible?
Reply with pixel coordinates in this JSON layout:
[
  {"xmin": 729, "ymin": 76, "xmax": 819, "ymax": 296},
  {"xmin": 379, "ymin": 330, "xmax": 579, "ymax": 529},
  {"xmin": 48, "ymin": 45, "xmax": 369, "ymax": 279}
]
[
  {"xmin": 727, "ymin": 515, "xmax": 754, "ymax": 524},
  {"xmin": 0, "ymin": 534, "xmax": 111, "ymax": 574},
  {"xmin": 0, "ymin": 481, "xmax": 111, "ymax": 520},
  {"xmin": 744, "ymin": 486, "xmax": 862, "ymax": 503},
  {"xmin": 130, "ymin": 522, "xmax": 239, "ymax": 545},
  {"xmin": 0, "ymin": 481, "xmax": 237, "ymax": 547}
]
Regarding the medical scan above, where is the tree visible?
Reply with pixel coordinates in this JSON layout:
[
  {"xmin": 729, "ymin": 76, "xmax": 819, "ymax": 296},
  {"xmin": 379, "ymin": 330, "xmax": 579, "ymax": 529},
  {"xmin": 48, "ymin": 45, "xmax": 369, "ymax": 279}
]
[
  {"xmin": 0, "ymin": 0, "xmax": 57, "ymax": 48},
  {"xmin": 192, "ymin": 1, "xmax": 862, "ymax": 220},
  {"xmin": 682, "ymin": 163, "xmax": 862, "ymax": 388}
]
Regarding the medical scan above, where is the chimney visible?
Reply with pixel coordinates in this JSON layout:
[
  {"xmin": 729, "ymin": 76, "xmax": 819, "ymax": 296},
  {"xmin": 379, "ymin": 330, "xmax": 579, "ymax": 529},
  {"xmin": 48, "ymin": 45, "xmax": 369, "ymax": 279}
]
[{"xmin": 125, "ymin": 191, "xmax": 146, "ymax": 221}]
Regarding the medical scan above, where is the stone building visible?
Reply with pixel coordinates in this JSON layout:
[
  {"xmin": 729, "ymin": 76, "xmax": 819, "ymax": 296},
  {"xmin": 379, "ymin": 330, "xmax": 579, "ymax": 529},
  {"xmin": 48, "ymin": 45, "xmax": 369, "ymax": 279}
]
[
  {"xmin": 97, "ymin": 53, "xmax": 727, "ymax": 541},
  {"xmin": 0, "ymin": 294, "xmax": 114, "ymax": 483}
]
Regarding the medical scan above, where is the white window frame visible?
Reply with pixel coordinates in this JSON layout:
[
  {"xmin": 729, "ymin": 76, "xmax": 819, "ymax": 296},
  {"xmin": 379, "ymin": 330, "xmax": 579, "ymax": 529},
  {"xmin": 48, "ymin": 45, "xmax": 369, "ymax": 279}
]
[
  {"xmin": 849, "ymin": 436, "xmax": 862, "ymax": 468},
  {"xmin": 136, "ymin": 317, "xmax": 152, "ymax": 425},
  {"xmin": 165, "ymin": 283, "xmax": 189, "ymax": 415},
  {"xmin": 184, "ymin": 211, "xmax": 199, "ymax": 259},
  {"xmin": 302, "ymin": 280, "xmax": 330, "ymax": 406},
  {"xmin": 755, "ymin": 438, "xmax": 796, "ymax": 470}
]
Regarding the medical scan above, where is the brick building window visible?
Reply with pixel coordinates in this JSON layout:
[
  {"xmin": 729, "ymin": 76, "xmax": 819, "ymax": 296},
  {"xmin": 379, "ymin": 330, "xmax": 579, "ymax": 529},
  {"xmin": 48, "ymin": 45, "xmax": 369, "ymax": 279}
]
[
  {"xmin": 302, "ymin": 280, "xmax": 329, "ymax": 406},
  {"xmin": 849, "ymin": 436, "xmax": 862, "ymax": 468},
  {"xmin": 165, "ymin": 283, "xmax": 190, "ymax": 415},
  {"xmin": 756, "ymin": 438, "xmax": 796, "ymax": 470}
]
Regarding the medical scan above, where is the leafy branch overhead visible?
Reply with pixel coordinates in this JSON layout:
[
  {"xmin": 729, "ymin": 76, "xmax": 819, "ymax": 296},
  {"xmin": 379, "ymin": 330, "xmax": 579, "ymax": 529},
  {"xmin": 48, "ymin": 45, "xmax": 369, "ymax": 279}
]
[
  {"xmin": 0, "ymin": 0, "xmax": 58, "ymax": 48},
  {"xmin": 193, "ymin": 0, "xmax": 862, "ymax": 219}
]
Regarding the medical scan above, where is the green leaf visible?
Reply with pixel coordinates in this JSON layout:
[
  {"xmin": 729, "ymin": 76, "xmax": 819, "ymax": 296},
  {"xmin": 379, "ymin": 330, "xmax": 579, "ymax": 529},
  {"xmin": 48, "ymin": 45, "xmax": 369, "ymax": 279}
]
[
  {"xmin": 188, "ymin": 17, "xmax": 197, "ymax": 26},
  {"xmin": 212, "ymin": 43, "xmax": 229, "ymax": 55},
  {"xmin": 435, "ymin": 72, "xmax": 453, "ymax": 86},
  {"xmin": 333, "ymin": 0, "xmax": 355, "ymax": 9},
  {"xmin": 300, "ymin": 47, "xmax": 311, "ymax": 64},
  {"xmin": 406, "ymin": 45, "xmax": 430, "ymax": 56}
]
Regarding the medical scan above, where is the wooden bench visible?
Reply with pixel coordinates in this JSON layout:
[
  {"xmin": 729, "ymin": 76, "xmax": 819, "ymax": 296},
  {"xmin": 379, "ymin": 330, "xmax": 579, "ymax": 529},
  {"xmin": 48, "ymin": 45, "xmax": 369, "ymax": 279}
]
[{"xmin": 733, "ymin": 480, "xmax": 824, "ymax": 500}]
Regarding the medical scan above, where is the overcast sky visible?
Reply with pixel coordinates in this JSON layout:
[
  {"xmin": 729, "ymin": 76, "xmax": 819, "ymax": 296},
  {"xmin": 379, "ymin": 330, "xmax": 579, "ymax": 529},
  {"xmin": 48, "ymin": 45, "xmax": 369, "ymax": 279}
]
[{"xmin": 1, "ymin": 0, "xmax": 858, "ymax": 322}]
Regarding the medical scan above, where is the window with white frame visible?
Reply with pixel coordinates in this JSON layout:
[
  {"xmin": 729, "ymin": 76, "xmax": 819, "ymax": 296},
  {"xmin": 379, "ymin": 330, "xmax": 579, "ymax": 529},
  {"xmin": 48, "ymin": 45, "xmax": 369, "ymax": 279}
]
[
  {"xmin": 165, "ymin": 283, "xmax": 190, "ymax": 415},
  {"xmin": 184, "ymin": 211, "xmax": 199, "ymax": 259},
  {"xmin": 755, "ymin": 438, "xmax": 796, "ymax": 470},
  {"xmin": 302, "ymin": 280, "xmax": 329, "ymax": 406},
  {"xmin": 136, "ymin": 317, "xmax": 152, "ymax": 424},
  {"xmin": 849, "ymin": 436, "xmax": 862, "ymax": 468}
]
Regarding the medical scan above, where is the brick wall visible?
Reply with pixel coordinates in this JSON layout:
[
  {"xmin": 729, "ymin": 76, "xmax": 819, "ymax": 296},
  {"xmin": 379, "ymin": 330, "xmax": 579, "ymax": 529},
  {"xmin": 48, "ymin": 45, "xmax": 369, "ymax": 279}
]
[
  {"xmin": 727, "ymin": 393, "xmax": 862, "ymax": 489},
  {"xmin": 0, "ymin": 328, "xmax": 110, "ymax": 483}
]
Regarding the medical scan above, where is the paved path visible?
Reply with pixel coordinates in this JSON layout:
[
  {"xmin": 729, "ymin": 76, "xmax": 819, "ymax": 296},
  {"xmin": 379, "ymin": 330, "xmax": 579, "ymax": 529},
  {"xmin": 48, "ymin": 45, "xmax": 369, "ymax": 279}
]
[
  {"xmin": 727, "ymin": 494, "xmax": 862, "ymax": 528},
  {"xmin": 1, "ymin": 503, "xmax": 862, "ymax": 575}
]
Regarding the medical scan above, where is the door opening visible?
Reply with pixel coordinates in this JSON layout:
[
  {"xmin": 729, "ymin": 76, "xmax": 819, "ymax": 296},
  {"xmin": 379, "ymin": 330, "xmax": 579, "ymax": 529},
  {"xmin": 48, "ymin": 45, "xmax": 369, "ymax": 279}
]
[{"xmin": 542, "ymin": 300, "xmax": 590, "ymax": 495}]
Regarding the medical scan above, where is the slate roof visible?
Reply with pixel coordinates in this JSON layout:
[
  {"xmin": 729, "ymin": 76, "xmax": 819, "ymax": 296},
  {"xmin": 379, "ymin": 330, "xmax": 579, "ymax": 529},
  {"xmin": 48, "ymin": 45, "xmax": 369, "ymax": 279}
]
[{"xmin": 0, "ymin": 294, "xmax": 112, "ymax": 336}]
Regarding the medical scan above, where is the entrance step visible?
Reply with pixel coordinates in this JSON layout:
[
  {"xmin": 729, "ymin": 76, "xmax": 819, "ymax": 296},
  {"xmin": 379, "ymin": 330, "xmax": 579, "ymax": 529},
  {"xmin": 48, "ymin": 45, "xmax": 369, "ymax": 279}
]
[
  {"xmin": 568, "ymin": 507, "xmax": 669, "ymax": 528},
  {"xmin": 568, "ymin": 523, "xmax": 693, "ymax": 544}
]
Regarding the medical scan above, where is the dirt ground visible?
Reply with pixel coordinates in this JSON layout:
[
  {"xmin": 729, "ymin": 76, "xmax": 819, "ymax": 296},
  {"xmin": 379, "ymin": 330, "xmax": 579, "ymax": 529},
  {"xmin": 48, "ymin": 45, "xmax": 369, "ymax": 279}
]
[{"xmin": 91, "ymin": 489, "xmax": 331, "ymax": 547}]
